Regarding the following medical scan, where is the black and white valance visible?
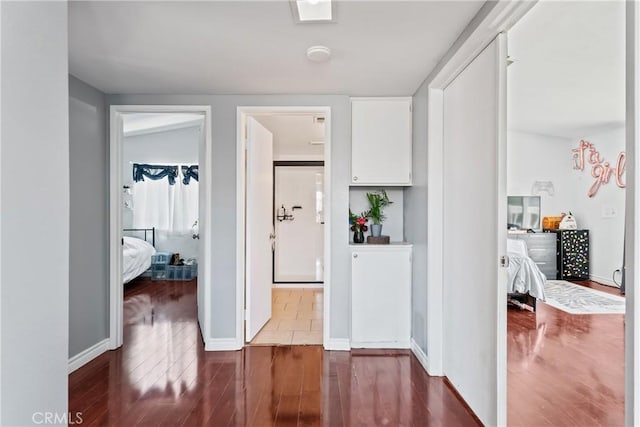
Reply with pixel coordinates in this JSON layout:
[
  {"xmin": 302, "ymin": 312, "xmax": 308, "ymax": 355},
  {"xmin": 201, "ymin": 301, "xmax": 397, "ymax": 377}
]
[
  {"xmin": 181, "ymin": 165, "xmax": 199, "ymax": 185},
  {"xmin": 132, "ymin": 163, "xmax": 179, "ymax": 185}
]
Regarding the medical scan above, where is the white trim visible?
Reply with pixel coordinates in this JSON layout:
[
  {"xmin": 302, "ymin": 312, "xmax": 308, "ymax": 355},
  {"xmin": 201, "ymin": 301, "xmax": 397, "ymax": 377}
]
[
  {"xmin": 68, "ymin": 339, "xmax": 109, "ymax": 373},
  {"xmin": 325, "ymin": 338, "xmax": 350, "ymax": 351},
  {"xmin": 109, "ymin": 105, "xmax": 213, "ymax": 351},
  {"xmin": 424, "ymin": 1, "xmax": 533, "ymax": 424},
  {"xmin": 272, "ymin": 283, "xmax": 324, "ymax": 289},
  {"xmin": 410, "ymin": 339, "xmax": 429, "ymax": 373},
  {"xmin": 351, "ymin": 341, "xmax": 410, "ymax": 350},
  {"xmin": 626, "ymin": 2, "xmax": 640, "ymax": 425},
  {"xmin": 590, "ymin": 274, "xmax": 620, "ymax": 288},
  {"xmin": 237, "ymin": 106, "xmax": 332, "ymax": 350},
  {"xmin": 205, "ymin": 338, "xmax": 242, "ymax": 352}
]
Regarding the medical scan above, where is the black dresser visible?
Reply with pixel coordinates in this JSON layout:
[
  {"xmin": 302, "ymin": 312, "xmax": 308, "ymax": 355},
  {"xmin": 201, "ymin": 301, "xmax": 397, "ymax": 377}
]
[{"xmin": 545, "ymin": 229, "xmax": 590, "ymax": 280}]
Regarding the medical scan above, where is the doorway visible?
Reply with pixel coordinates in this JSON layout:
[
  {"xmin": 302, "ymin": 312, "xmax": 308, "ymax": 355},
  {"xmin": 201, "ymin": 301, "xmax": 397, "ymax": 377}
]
[
  {"xmin": 273, "ymin": 161, "xmax": 324, "ymax": 285},
  {"xmin": 236, "ymin": 107, "xmax": 331, "ymax": 347},
  {"xmin": 506, "ymin": 1, "xmax": 626, "ymax": 425},
  {"xmin": 109, "ymin": 105, "xmax": 213, "ymax": 349}
]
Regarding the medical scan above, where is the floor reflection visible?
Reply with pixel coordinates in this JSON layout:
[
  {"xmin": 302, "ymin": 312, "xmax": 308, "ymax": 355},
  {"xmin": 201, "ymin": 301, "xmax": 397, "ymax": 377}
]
[
  {"xmin": 69, "ymin": 279, "xmax": 480, "ymax": 426},
  {"xmin": 508, "ymin": 283, "xmax": 624, "ymax": 426}
]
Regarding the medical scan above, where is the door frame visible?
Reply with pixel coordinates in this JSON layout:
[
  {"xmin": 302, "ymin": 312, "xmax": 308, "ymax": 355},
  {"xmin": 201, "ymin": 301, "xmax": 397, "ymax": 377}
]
[
  {"xmin": 108, "ymin": 105, "xmax": 213, "ymax": 349},
  {"xmin": 424, "ymin": 1, "xmax": 534, "ymax": 425},
  {"xmin": 236, "ymin": 106, "xmax": 331, "ymax": 348},
  {"xmin": 272, "ymin": 160, "xmax": 325, "ymax": 286}
]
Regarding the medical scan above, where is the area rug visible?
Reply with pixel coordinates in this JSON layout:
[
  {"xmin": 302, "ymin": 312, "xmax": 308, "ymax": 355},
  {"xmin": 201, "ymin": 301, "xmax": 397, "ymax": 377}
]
[{"xmin": 543, "ymin": 280, "xmax": 625, "ymax": 315}]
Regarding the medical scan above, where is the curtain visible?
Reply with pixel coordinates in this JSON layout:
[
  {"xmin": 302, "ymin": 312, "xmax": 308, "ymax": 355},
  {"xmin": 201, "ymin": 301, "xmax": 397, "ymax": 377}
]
[
  {"xmin": 181, "ymin": 165, "xmax": 199, "ymax": 184},
  {"xmin": 133, "ymin": 163, "xmax": 179, "ymax": 185},
  {"xmin": 132, "ymin": 164, "xmax": 199, "ymax": 233}
]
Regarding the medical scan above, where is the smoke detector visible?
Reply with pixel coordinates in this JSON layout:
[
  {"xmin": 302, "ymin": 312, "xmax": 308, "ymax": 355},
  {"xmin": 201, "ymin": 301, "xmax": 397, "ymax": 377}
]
[{"xmin": 306, "ymin": 46, "xmax": 331, "ymax": 63}]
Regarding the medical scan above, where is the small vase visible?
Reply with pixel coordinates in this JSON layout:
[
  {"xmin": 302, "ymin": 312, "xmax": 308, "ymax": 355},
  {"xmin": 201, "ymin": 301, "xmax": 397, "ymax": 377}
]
[
  {"xmin": 371, "ymin": 224, "xmax": 383, "ymax": 237},
  {"xmin": 353, "ymin": 229, "xmax": 365, "ymax": 244}
]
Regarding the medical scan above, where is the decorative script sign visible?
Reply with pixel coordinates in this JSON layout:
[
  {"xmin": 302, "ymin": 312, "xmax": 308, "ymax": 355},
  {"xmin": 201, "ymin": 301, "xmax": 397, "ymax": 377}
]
[{"xmin": 572, "ymin": 139, "xmax": 625, "ymax": 198}]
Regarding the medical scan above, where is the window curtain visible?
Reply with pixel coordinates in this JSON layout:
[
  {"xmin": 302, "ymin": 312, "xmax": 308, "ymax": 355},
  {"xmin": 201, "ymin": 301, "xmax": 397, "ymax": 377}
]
[{"xmin": 132, "ymin": 164, "xmax": 199, "ymax": 233}]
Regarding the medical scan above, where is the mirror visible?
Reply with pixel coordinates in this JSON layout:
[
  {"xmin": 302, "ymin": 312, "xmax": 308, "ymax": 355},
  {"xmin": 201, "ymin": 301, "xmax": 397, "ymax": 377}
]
[{"xmin": 507, "ymin": 196, "xmax": 541, "ymax": 230}]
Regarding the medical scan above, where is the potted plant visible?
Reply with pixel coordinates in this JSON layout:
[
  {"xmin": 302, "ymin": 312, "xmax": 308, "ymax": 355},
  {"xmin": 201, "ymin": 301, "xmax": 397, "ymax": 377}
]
[
  {"xmin": 349, "ymin": 209, "xmax": 369, "ymax": 243},
  {"xmin": 365, "ymin": 190, "xmax": 392, "ymax": 237}
]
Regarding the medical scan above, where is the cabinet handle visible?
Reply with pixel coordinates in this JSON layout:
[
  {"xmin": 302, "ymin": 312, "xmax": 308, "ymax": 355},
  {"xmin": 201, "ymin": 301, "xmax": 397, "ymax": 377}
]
[
  {"xmin": 353, "ymin": 254, "xmax": 358, "ymax": 258},
  {"xmin": 353, "ymin": 176, "xmax": 358, "ymax": 181}
]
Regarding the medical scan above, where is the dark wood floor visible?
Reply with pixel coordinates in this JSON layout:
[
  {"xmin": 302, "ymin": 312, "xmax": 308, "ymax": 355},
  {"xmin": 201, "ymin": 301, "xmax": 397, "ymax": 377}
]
[
  {"xmin": 69, "ymin": 278, "xmax": 480, "ymax": 426},
  {"xmin": 507, "ymin": 280, "xmax": 625, "ymax": 426}
]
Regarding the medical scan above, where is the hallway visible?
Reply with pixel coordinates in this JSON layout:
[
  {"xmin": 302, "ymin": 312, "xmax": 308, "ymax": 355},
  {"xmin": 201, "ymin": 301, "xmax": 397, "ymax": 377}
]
[{"xmin": 69, "ymin": 278, "xmax": 480, "ymax": 426}]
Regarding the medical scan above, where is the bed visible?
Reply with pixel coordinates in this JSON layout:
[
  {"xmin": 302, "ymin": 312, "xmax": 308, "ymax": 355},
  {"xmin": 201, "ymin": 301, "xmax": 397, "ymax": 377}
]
[
  {"xmin": 507, "ymin": 238, "xmax": 546, "ymax": 311},
  {"xmin": 123, "ymin": 228, "xmax": 156, "ymax": 284}
]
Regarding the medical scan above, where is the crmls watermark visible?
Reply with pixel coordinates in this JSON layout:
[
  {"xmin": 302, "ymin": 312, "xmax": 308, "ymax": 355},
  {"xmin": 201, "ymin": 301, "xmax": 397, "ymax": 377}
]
[{"xmin": 32, "ymin": 412, "xmax": 83, "ymax": 425}]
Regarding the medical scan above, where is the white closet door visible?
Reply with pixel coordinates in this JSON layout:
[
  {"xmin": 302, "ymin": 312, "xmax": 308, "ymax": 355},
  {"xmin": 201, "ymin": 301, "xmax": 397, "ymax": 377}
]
[{"xmin": 442, "ymin": 35, "xmax": 508, "ymax": 426}]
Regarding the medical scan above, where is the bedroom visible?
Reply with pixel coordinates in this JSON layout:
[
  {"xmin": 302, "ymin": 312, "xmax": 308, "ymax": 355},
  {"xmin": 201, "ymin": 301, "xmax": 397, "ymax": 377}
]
[
  {"xmin": 505, "ymin": 1, "xmax": 626, "ymax": 425},
  {"xmin": 119, "ymin": 112, "xmax": 204, "ymax": 333}
]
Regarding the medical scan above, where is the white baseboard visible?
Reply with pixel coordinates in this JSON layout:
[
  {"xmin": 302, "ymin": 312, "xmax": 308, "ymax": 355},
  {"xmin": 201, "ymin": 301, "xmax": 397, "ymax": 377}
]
[
  {"xmin": 350, "ymin": 340, "xmax": 411, "ymax": 349},
  {"xmin": 590, "ymin": 274, "xmax": 620, "ymax": 288},
  {"xmin": 272, "ymin": 283, "xmax": 324, "ymax": 289},
  {"xmin": 68, "ymin": 338, "xmax": 110, "ymax": 373},
  {"xmin": 411, "ymin": 338, "xmax": 430, "ymax": 373},
  {"xmin": 324, "ymin": 338, "xmax": 350, "ymax": 351},
  {"xmin": 205, "ymin": 338, "xmax": 242, "ymax": 351}
]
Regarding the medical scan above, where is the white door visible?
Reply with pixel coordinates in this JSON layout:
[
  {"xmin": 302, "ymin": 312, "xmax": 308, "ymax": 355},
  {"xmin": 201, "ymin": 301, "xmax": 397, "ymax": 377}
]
[
  {"xmin": 274, "ymin": 165, "xmax": 324, "ymax": 283},
  {"xmin": 442, "ymin": 35, "xmax": 507, "ymax": 426},
  {"xmin": 245, "ymin": 117, "xmax": 274, "ymax": 341}
]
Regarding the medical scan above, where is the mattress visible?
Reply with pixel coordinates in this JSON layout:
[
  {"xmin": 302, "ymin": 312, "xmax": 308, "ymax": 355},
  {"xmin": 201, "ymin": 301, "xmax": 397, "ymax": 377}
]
[{"xmin": 123, "ymin": 236, "xmax": 156, "ymax": 284}]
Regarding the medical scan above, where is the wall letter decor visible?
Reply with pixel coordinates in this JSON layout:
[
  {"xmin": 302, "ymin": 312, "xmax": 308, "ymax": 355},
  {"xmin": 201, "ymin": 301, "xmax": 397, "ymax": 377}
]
[{"xmin": 571, "ymin": 139, "xmax": 625, "ymax": 198}]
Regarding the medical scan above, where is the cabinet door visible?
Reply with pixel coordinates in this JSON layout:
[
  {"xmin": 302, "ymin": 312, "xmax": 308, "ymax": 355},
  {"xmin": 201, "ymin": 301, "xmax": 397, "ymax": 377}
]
[
  {"xmin": 351, "ymin": 248, "xmax": 411, "ymax": 347},
  {"xmin": 351, "ymin": 98, "xmax": 412, "ymax": 185}
]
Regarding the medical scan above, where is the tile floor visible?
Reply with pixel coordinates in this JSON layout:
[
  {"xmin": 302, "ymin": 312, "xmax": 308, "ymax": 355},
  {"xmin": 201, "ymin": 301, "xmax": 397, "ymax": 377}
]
[{"xmin": 251, "ymin": 288, "xmax": 323, "ymax": 345}]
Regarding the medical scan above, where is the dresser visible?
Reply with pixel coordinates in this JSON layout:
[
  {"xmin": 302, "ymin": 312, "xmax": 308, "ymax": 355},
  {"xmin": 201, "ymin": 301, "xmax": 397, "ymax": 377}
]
[
  {"xmin": 546, "ymin": 229, "xmax": 590, "ymax": 280},
  {"xmin": 508, "ymin": 232, "xmax": 557, "ymax": 280}
]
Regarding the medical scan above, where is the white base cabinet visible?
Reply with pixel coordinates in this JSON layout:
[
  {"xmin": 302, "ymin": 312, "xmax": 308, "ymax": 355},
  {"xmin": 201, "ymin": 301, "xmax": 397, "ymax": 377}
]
[{"xmin": 350, "ymin": 244, "xmax": 412, "ymax": 348}]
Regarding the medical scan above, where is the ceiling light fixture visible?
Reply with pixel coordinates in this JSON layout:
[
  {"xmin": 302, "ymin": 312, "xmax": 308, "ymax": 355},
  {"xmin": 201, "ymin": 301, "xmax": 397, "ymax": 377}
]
[
  {"xmin": 306, "ymin": 45, "xmax": 331, "ymax": 63},
  {"xmin": 291, "ymin": 0, "xmax": 334, "ymax": 23}
]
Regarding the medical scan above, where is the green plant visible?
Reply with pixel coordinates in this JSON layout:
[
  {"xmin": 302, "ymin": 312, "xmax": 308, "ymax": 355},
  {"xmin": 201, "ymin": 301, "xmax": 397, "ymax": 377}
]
[
  {"xmin": 365, "ymin": 190, "xmax": 393, "ymax": 225},
  {"xmin": 348, "ymin": 209, "xmax": 369, "ymax": 232}
]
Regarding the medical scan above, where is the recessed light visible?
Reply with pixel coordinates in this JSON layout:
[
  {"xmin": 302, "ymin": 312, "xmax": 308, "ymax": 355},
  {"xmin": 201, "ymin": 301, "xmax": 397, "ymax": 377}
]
[
  {"xmin": 306, "ymin": 46, "xmax": 331, "ymax": 63},
  {"xmin": 291, "ymin": 0, "xmax": 334, "ymax": 23}
]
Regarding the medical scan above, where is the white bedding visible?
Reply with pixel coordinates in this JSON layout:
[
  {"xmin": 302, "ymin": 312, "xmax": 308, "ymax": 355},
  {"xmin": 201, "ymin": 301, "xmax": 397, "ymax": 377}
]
[
  {"xmin": 123, "ymin": 236, "xmax": 156, "ymax": 284},
  {"xmin": 507, "ymin": 239, "xmax": 546, "ymax": 301}
]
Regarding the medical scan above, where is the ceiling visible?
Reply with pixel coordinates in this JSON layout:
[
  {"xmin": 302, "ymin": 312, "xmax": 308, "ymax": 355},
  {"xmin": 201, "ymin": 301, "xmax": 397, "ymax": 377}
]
[
  {"xmin": 122, "ymin": 113, "xmax": 204, "ymax": 136},
  {"xmin": 254, "ymin": 114, "xmax": 325, "ymax": 158},
  {"xmin": 68, "ymin": 1, "xmax": 483, "ymax": 96},
  {"xmin": 508, "ymin": 0, "xmax": 625, "ymax": 138}
]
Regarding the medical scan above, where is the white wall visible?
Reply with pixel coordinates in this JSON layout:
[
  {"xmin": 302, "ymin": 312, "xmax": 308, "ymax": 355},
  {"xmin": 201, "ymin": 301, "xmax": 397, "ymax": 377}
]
[
  {"xmin": 507, "ymin": 130, "xmax": 573, "ymax": 220},
  {"xmin": 571, "ymin": 126, "xmax": 626, "ymax": 285},
  {"xmin": 1, "ymin": 2, "xmax": 69, "ymax": 424},
  {"xmin": 123, "ymin": 125, "xmax": 201, "ymax": 260},
  {"xmin": 507, "ymin": 127, "xmax": 626, "ymax": 285}
]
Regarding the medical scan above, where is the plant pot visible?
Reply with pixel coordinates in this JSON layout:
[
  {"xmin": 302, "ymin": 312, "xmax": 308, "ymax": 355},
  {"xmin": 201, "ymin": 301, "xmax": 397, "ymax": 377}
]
[
  {"xmin": 371, "ymin": 224, "xmax": 383, "ymax": 237},
  {"xmin": 353, "ymin": 230, "xmax": 365, "ymax": 244}
]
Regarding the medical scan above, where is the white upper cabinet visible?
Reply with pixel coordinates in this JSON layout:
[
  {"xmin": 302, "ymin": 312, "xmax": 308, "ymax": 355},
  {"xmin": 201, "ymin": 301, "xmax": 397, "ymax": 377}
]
[{"xmin": 351, "ymin": 97, "xmax": 412, "ymax": 186}]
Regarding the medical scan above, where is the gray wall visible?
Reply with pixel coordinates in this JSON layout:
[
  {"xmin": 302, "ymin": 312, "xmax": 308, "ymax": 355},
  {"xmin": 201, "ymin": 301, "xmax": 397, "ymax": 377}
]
[
  {"xmin": 405, "ymin": 79, "xmax": 429, "ymax": 355},
  {"xmin": 1, "ymin": 2, "xmax": 70, "ymax": 424},
  {"xmin": 108, "ymin": 94, "xmax": 351, "ymax": 340},
  {"xmin": 69, "ymin": 76, "xmax": 108, "ymax": 359}
]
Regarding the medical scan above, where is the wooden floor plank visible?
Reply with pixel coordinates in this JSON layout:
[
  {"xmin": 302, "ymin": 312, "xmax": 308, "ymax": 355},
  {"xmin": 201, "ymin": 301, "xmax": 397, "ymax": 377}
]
[{"xmin": 66, "ymin": 277, "xmax": 625, "ymax": 426}]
